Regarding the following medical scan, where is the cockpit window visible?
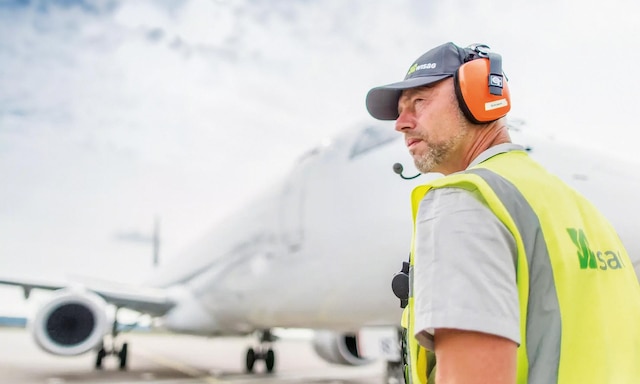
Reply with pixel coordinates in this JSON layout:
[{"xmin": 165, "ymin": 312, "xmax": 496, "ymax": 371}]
[{"xmin": 349, "ymin": 125, "xmax": 399, "ymax": 159}]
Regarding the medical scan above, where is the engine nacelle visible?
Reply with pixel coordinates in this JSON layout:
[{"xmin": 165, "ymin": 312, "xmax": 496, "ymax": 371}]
[
  {"xmin": 312, "ymin": 330, "xmax": 374, "ymax": 366},
  {"xmin": 30, "ymin": 288, "xmax": 110, "ymax": 356}
]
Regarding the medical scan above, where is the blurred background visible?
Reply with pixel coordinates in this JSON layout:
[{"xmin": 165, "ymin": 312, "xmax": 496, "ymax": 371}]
[{"xmin": 1, "ymin": 0, "xmax": 639, "ymax": 316}]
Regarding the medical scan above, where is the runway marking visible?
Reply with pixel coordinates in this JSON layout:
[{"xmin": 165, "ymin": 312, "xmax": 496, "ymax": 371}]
[
  {"xmin": 134, "ymin": 348, "xmax": 222, "ymax": 384},
  {"xmin": 135, "ymin": 345, "xmax": 381, "ymax": 384},
  {"xmin": 45, "ymin": 379, "xmax": 65, "ymax": 384},
  {"xmin": 140, "ymin": 372, "xmax": 157, "ymax": 380}
]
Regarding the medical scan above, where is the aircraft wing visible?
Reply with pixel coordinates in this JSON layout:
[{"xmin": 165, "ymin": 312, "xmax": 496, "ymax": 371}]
[{"xmin": 0, "ymin": 275, "xmax": 175, "ymax": 317}]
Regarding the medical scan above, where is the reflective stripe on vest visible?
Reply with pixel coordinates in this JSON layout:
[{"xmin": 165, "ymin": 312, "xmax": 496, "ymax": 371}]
[
  {"xmin": 467, "ymin": 167, "xmax": 558, "ymax": 383},
  {"xmin": 404, "ymin": 150, "xmax": 640, "ymax": 383}
]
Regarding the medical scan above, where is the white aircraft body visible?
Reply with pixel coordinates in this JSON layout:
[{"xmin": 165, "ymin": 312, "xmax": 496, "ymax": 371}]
[{"xmin": 1, "ymin": 119, "xmax": 639, "ymax": 378}]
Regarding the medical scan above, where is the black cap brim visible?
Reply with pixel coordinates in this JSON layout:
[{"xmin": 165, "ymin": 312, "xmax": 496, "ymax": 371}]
[{"xmin": 365, "ymin": 74, "xmax": 452, "ymax": 120}]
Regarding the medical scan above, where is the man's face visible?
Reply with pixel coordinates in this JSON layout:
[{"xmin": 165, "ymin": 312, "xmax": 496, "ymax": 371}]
[{"xmin": 395, "ymin": 78, "xmax": 468, "ymax": 174}]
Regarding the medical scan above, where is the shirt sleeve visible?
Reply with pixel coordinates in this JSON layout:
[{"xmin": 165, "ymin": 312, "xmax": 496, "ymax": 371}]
[{"xmin": 412, "ymin": 187, "xmax": 520, "ymax": 350}]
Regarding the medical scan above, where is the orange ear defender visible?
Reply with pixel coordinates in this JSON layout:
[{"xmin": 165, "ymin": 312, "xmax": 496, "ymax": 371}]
[{"xmin": 453, "ymin": 45, "xmax": 511, "ymax": 124}]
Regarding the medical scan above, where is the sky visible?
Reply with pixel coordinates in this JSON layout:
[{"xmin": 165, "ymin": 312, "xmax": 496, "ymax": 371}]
[{"xmin": 1, "ymin": 0, "xmax": 639, "ymax": 314}]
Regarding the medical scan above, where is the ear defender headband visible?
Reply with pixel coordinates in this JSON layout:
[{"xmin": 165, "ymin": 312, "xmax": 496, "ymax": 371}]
[{"xmin": 453, "ymin": 44, "xmax": 511, "ymax": 124}]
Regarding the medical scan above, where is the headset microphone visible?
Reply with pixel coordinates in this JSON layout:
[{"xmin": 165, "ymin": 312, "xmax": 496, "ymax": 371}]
[{"xmin": 393, "ymin": 163, "xmax": 421, "ymax": 180}]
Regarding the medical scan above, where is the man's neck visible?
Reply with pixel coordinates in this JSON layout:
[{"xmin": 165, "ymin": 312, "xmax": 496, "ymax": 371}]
[
  {"xmin": 436, "ymin": 120, "xmax": 511, "ymax": 175},
  {"xmin": 462, "ymin": 123, "xmax": 511, "ymax": 167}
]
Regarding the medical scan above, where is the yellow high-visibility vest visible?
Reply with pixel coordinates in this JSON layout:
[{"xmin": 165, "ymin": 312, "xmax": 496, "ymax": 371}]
[{"xmin": 403, "ymin": 149, "xmax": 640, "ymax": 383}]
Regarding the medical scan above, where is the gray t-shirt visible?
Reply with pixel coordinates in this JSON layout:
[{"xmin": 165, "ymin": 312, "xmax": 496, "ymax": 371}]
[{"xmin": 413, "ymin": 143, "xmax": 523, "ymax": 350}]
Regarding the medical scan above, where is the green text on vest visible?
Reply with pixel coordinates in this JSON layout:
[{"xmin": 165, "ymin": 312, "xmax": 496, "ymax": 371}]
[{"xmin": 567, "ymin": 228, "xmax": 625, "ymax": 270}]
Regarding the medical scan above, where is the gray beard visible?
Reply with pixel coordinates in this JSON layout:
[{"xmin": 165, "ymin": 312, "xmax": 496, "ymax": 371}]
[
  {"xmin": 413, "ymin": 131, "xmax": 465, "ymax": 173},
  {"xmin": 414, "ymin": 145, "xmax": 449, "ymax": 173}
]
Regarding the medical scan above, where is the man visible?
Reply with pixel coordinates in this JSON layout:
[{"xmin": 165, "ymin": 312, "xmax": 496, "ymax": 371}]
[{"xmin": 366, "ymin": 42, "xmax": 640, "ymax": 383}]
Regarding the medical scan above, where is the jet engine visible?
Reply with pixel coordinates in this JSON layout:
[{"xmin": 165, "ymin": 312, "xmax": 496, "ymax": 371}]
[
  {"xmin": 312, "ymin": 331, "xmax": 374, "ymax": 366},
  {"xmin": 30, "ymin": 288, "xmax": 110, "ymax": 356}
]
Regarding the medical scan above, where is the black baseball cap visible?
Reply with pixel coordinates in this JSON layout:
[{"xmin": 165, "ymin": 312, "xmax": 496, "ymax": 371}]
[{"xmin": 366, "ymin": 42, "xmax": 467, "ymax": 121}]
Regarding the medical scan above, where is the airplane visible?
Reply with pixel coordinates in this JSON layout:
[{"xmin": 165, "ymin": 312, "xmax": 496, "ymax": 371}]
[{"xmin": 1, "ymin": 118, "xmax": 639, "ymax": 383}]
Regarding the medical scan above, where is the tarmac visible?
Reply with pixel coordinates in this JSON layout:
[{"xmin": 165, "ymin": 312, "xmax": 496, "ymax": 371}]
[{"xmin": 0, "ymin": 328, "xmax": 387, "ymax": 384}]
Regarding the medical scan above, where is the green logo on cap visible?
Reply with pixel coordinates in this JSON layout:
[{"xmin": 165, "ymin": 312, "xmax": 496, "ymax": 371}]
[
  {"xmin": 406, "ymin": 62, "xmax": 437, "ymax": 77},
  {"xmin": 406, "ymin": 63, "xmax": 418, "ymax": 76}
]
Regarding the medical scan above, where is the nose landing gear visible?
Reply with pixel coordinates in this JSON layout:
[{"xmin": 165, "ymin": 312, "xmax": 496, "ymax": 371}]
[{"xmin": 244, "ymin": 329, "xmax": 277, "ymax": 374}]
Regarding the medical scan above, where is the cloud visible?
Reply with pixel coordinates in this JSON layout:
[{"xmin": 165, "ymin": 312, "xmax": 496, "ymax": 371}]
[{"xmin": 1, "ymin": 0, "xmax": 639, "ymax": 296}]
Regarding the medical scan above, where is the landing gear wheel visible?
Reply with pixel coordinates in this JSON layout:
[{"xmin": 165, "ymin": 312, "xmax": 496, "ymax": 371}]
[
  {"xmin": 118, "ymin": 342, "xmax": 128, "ymax": 370},
  {"xmin": 245, "ymin": 347, "xmax": 256, "ymax": 373},
  {"xmin": 265, "ymin": 348, "xmax": 275, "ymax": 373},
  {"xmin": 95, "ymin": 347, "xmax": 107, "ymax": 370}
]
